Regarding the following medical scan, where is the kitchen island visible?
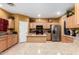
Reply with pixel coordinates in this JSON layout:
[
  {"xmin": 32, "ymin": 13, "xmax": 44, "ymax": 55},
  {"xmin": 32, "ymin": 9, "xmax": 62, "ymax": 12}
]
[{"xmin": 27, "ymin": 33, "xmax": 47, "ymax": 43}]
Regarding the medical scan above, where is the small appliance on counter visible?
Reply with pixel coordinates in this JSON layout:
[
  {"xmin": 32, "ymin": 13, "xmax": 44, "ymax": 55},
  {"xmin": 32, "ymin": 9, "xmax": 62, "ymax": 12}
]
[
  {"xmin": 12, "ymin": 31, "xmax": 17, "ymax": 34},
  {"xmin": 70, "ymin": 29, "xmax": 76, "ymax": 37}
]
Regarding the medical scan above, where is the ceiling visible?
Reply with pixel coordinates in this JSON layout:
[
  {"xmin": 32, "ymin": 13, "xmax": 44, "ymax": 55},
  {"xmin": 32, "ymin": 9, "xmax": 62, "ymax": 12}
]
[{"xmin": 1, "ymin": 3, "xmax": 74, "ymax": 18}]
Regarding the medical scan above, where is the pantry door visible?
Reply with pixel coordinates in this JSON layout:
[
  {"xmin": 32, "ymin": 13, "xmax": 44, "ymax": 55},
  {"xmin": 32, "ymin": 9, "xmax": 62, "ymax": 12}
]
[{"xmin": 19, "ymin": 21, "xmax": 28, "ymax": 43}]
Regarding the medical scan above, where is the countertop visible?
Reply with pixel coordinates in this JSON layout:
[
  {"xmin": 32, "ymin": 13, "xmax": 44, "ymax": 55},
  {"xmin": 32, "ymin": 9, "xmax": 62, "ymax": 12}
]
[
  {"xmin": 64, "ymin": 35, "xmax": 75, "ymax": 38},
  {"xmin": 27, "ymin": 33, "xmax": 47, "ymax": 37},
  {"xmin": 0, "ymin": 34, "xmax": 17, "ymax": 41}
]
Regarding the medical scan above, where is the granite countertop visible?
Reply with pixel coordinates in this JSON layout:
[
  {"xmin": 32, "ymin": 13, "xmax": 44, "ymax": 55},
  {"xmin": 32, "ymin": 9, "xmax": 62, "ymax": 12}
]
[
  {"xmin": 27, "ymin": 33, "xmax": 47, "ymax": 37},
  {"xmin": 64, "ymin": 35, "xmax": 75, "ymax": 38},
  {"xmin": 0, "ymin": 35, "xmax": 8, "ymax": 41},
  {"xmin": 0, "ymin": 33, "xmax": 9, "ymax": 40},
  {"xmin": 0, "ymin": 32, "xmax": 17, "ymax": 35},
  {"xmin": 0, "ymin": 32, "xmax": 17, "ymax": 40}
]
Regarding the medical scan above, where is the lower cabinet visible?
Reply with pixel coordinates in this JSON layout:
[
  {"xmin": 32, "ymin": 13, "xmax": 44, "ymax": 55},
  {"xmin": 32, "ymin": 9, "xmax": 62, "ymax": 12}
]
[
  {"xmin": 12, "ymin": 35, "xmax": 18, "ymax": 45},
  {"xmin": 0, "ymin": 36, "xmax": 7, "ymax": 53},
  {"xmin": 47, "ymin": 33, "xmax": 51, "ymax": 41},
  {"xmin": 0, "ymin": 34, "xmax": 18, "ymax": 53},
  {"xmin": 7, "ymin": 35, "xmax": 18, "ymax": 48},
  {"xmin": 61, "ymin": 36, "xmax": 73, "ymax": 43},
  {"xmin": 11, "ymin": 35, "xmax": 18, "ymax": 45},
  {"xmin": 7, "ymin": 35, "xmax": 13, "ymax": 48}
]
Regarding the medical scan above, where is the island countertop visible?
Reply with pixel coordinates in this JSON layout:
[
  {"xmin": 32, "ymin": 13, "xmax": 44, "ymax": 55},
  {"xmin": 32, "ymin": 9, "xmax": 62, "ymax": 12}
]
[{"xmin": 27, "ymin": 33, "xmax": 47, "ymax": 37}]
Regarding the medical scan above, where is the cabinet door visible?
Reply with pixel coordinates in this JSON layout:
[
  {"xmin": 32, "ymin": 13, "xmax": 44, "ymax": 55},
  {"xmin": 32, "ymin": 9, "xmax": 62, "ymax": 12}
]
[
  {"xmin": 75, "ymin": 4, "xmax": 79, "ymax": 28},
  {"xmin": 0, "ymin": 39, "xmax": 7, "ymax": 53},
  {"xmin": 7, "ymin": 35, "xmax": 13, "ymax": 48},
  {"xmin": 8, "ymin": 19, "xmax": 14, "ymax": 29},
  {"xmin": 70, "ymin": 16, "xmax": 73, "ymax": 28},
  {"xmin": 66, "ymin": 16, "xmax": 71, "ymax": 28},
  {"xmin": 66, "ymin": 15, "xmax": 75, "ymax": 28},
  {"xmin": 47, "ymin": 33, "xmax": 51, "ymax": 41},
  {"xmin": 7, "ymin": 35, "xmax": 18, "ymax": 48},
  {"xmin": 75, "ymin": 4, "xmax": 79, "ymax": 25},
  {"xmin": 12, "ymin": 35, "xmax": 18, "ymax": 45},
  {"xmin": 71, "ymin": 15, "xmax": 75, "ymax": 28}
]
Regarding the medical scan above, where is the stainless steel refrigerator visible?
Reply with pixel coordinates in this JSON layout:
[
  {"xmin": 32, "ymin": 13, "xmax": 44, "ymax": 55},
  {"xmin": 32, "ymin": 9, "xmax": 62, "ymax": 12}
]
[{"xmin": 51, "ymin": 25, "xmax": 61, "ymax": 42}]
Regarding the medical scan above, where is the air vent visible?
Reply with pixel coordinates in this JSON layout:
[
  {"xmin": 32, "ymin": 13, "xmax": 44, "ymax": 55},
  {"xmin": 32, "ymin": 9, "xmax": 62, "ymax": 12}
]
[{"xmin": 7, "ymin": 3, "xmax": 15, "ymax": 6}]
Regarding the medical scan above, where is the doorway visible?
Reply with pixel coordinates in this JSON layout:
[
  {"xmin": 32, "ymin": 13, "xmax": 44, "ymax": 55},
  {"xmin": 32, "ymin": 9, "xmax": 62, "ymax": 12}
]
[{"xmin": 19, "ymin": 21, "xmax": 28, "ymax": 43}]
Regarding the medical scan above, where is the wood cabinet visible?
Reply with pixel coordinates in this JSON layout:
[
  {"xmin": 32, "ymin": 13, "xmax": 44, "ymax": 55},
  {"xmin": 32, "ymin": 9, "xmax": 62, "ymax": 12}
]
[
  {"xmin": 75, "ymin": 4, "xmax": 79, "ymax": 25},
  {"xmin": 0, "ymin": 34, "xmax": 18, "ymax": 53},
  {"xmin": 30, "ymin": 23, "xmax": 50, "ymax": 29},
  {"xmin": 12, "ymin": 35, "xmax": 18, "ymax": 45},
  {"xmin": 66, "ymin": 16, "xmax": 71, "ymax": 28},
  {"xmin": 7, "ymin": 35, "xmax": 18, "ymax": 48},
  {"xmin": 61, "ymin": 36, "xmax": 73, "ymax": 43},
  {"xmin": 29, "ymin": 18, "xmax": 60, "ymax": 29},
  {"xmin": 75, "ymin": 4, "xmax": 79, "ymax": 27},
  {"xmin": 8, "ymin": 19, "xmax": 15, "ymax": 29},
  {"xmin": 47, "ymin": 33, "xmax": 51, "ymax": 41},
  {"xmin": 0, "ymin": 36, "xmax": 7, "ymax": 52},
  {"xmin": 7, "ymin": 35, "xmax": 13, "ymax": 48},
  {"xmin": 66, "ymin": 4, "xmax": 79, "ymax": 28},
  {"xmin": 66, "ymin": 15, "xmax": 75, "ymax": 28},
  {"xmin": 30, "ymin": 23, "xmax": 59, "ymax": 29}
]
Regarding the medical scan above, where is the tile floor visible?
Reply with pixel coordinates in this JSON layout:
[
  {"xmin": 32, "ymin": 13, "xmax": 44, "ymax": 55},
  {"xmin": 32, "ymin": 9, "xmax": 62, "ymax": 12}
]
[{"xmin": 1, "ymin": 40, "xmax": 79, "ymax": 55}]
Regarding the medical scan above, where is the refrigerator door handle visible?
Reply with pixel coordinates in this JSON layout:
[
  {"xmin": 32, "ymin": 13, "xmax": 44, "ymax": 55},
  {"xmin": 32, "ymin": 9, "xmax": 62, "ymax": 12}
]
[{"xmin": 53, "ymin": 30, "xmax": 55, "ymax": 34}]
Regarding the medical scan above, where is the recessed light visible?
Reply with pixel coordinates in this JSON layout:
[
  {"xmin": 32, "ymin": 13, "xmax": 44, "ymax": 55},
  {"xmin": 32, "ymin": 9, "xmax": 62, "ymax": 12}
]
[
  {"xmin": 38, "ymin": 14, "xmax": 41, "ymax": 17},
  {"xmin": 57, "ymin": 11, "xmax": 61, "ymax": 15}
]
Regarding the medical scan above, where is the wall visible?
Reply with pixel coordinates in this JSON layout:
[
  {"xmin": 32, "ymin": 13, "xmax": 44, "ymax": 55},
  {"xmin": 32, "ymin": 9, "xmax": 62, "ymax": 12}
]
[
  {"xmin": 0, "ymin": 8, "xmax": 16, "ymax": 29},
  {"xmin": 0, "ymin": 8, "xmax": 10, "ymax": 19},
  {"xmin": 0, "ymin": 8, "xmax": 29, "ymax": 33},
  {"xmin": 12, "ymin": 14, "xmax": 29, "ymax": 33}
]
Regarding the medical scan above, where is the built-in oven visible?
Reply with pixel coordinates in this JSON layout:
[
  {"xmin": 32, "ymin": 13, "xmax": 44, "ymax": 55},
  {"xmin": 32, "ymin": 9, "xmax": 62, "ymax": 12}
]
[{"xmin": 36, "ymin": 25, "xmax": 43, "ymax": 34}]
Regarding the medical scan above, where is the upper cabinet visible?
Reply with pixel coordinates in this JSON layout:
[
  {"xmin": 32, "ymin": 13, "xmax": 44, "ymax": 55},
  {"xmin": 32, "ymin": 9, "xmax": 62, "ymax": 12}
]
[
  {"xmin": 8, "ymin": 19, "xmax": 15, "ymax": 29},
  {"xmin": 66, "ymin": 15, "xmax": 75, "ymax": 28},
  {"xmin": 29, "ymin": 18, "xmax": 60, "ymax": 29},
  {"xmin": 66, "ymin": 4, "xmax": 79, "ymax": 28},
  {"xmin": 75, "ymin": 4, "xmax": 79, "ymax": 26}
]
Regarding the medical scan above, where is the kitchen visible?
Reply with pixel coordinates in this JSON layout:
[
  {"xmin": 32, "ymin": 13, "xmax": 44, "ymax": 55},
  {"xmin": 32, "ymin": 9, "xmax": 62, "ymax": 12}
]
[
  {"xmin": 28, "ymin": 18, "xmax": 60, "ymax": 42},
  {"xmin": 0, "ymin": 3, "xmax": 79, "ymax": 54}
]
